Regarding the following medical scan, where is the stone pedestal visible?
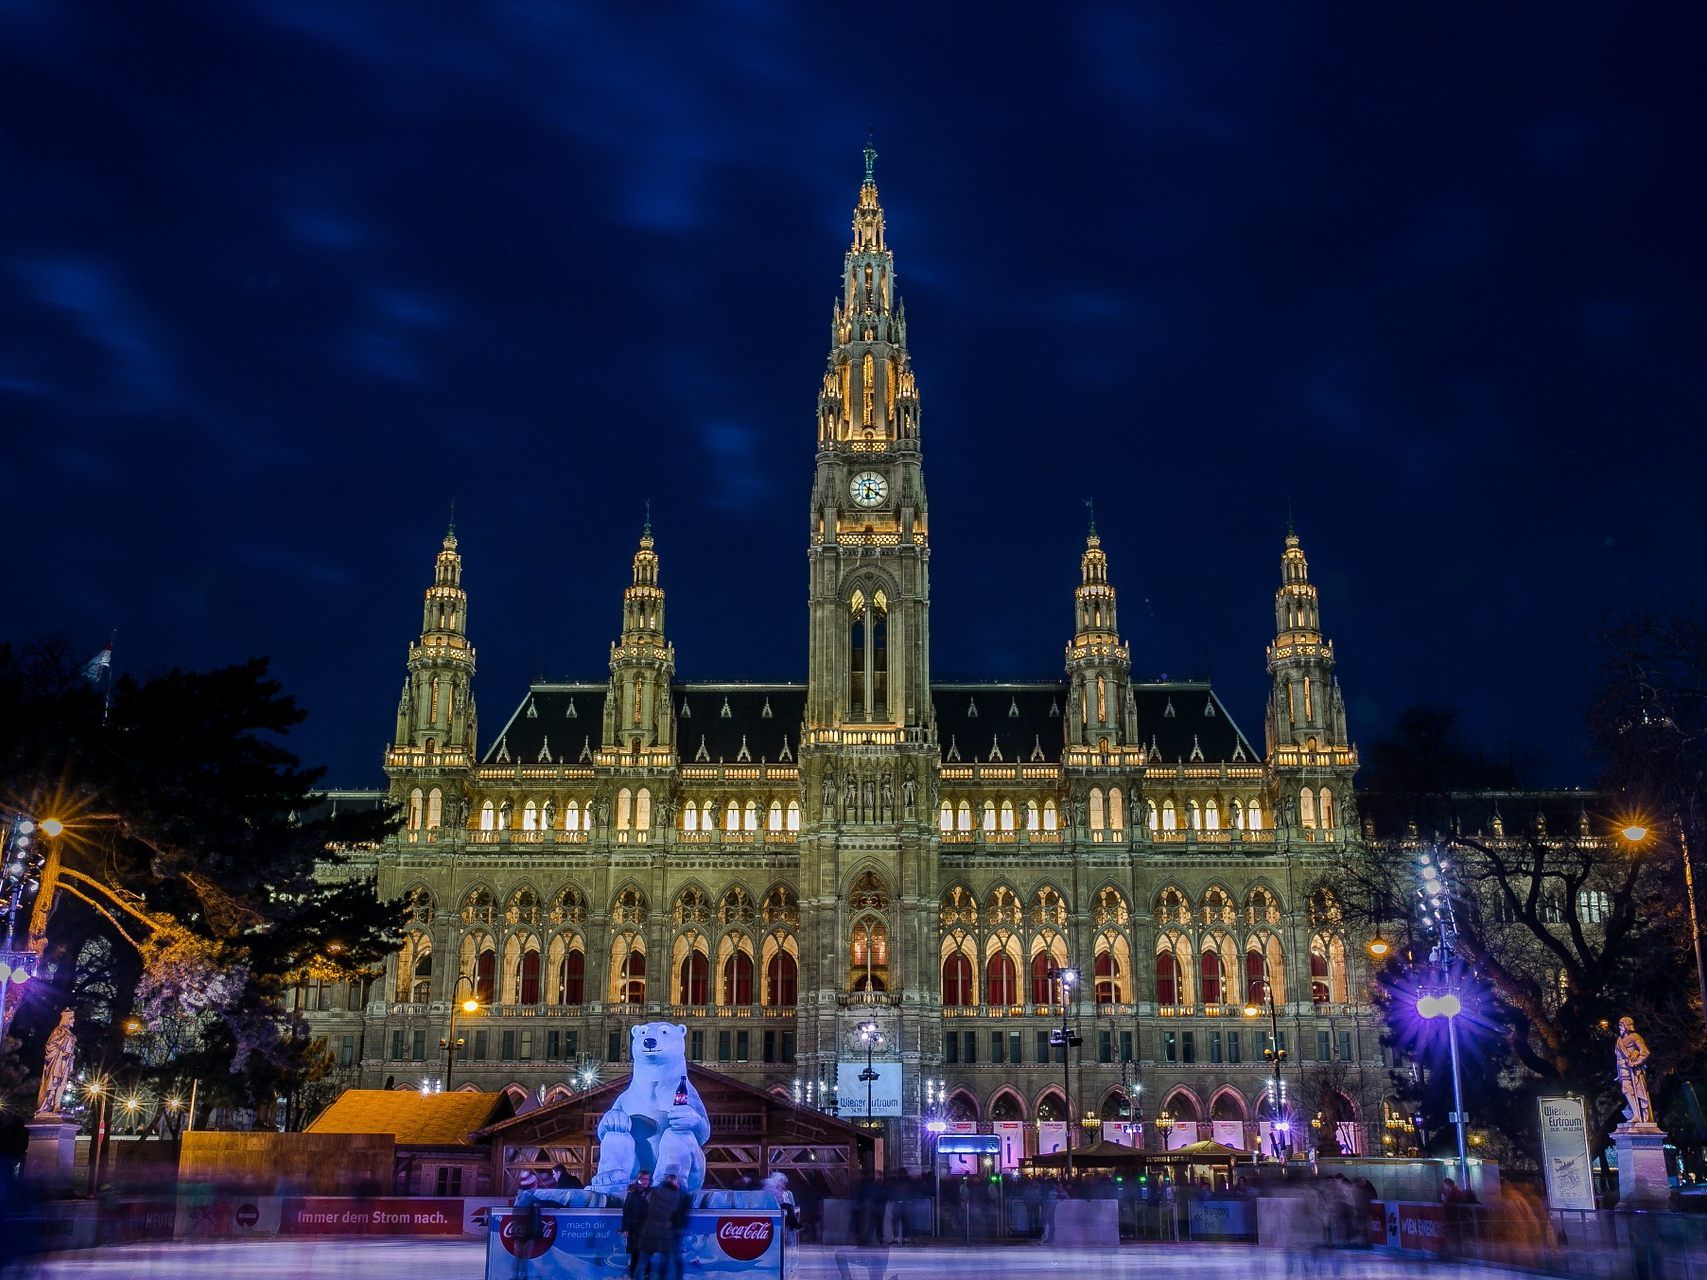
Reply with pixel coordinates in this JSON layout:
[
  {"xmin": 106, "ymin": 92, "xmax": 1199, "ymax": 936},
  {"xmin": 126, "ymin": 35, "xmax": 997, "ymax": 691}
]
[
  {"xmin": 24, "ymin": 1117, "xmax": 80, "ymax": 1196},
  {"xmin": 1613, "ymin": 1123, "xmax": 1670, "ymax": 1208}
]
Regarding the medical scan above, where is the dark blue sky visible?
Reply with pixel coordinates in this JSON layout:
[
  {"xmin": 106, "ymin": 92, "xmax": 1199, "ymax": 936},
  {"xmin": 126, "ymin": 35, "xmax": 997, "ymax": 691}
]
[{"xmin": 2, "ymin": 3, "xmax": 1702, "ymax": 785}]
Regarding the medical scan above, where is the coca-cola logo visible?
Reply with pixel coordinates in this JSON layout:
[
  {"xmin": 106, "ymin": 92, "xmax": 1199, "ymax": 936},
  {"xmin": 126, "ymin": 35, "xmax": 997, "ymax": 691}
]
[
  {"xmin": 498, "ymin": 1211, "xmax": 558, "ymax": 1259},
  {"xmin": 715, "ymin": 1215, "xmax": 774, "ymax": 1262}
]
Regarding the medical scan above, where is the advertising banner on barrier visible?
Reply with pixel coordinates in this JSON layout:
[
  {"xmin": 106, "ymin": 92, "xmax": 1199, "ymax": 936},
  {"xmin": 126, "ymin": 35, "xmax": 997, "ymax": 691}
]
[
  {"xmin": 836, "ymin": 1062, "xmax": 902, "ymax": 1117},
  {"xmin": 1539, "ymin": 1096, "xmax": 1597, "ymax": 1210},
  {"xmin": 994, "ymin": 1121, "xmax": 1026, "ymax": 1169},
  {"xmin": 280, "ymin": 1198, "xmax": 464, "ymax": 1236},
  {"xmin": 1397, "ymin": 1203, "xmax": 1446, "ymax": 1253},
  {"xmin": 1037, "ymin": 1121, "xmax": 1069, "ymax": 1157},
  {"xmin": 487, "ymin": 1208, "xmax": 785, "ymax": 1280}
]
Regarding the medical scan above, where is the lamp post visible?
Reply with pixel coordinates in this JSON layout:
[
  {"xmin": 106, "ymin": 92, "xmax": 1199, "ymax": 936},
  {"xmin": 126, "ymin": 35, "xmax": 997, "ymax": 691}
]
[
  {"xmin": 84, "ymin": 1076, "xmax": 110, "ymax": 1196},
  {"xmin": 0, "ymin": 815, "xmax": 59, "ymax": 1044},
  {"xmin": 1622, "ymin": 820, "xmax": 1707, "ymax": 1039},
  {"xmin": 440, "ymin": 975, "xmax": 480, "ymax": 1092},
  {"xmin": 1415, "ymin": 848, "xmax": 1470, "ymax": 1187},
  {"xmin": 1045, "ymin": 965, "xmax": 1081, "ymax": 1173},
  {"xmin": 1243, "ymin": 985, "xmax": 1289, "ymax": 1158},
  {"xmin": 857, "ymin": 1019, "xmax": 882, "ymax": 1128}
]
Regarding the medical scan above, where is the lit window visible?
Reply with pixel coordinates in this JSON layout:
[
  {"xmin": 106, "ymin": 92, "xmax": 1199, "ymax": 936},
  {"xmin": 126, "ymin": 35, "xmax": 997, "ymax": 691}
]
[
  {"xmin": 786, "ymin": 800, "xmax": 801, "ymax": 832},
  {"xmin": 767, "ymin": 800, "xmax": 783, "ymax": 832}
]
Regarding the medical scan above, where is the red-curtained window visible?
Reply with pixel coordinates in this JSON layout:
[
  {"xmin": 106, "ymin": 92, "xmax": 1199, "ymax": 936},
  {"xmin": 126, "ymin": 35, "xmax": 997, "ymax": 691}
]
[
  {"xmin": 1200, "ymin": 951, "xmax": 1222, "ymax": 1005},
  {"xmin": 1030, "ymin": 951, "xmax": 1055, "ymax": 1005},
  {"xmin": 942, "ymin": 952, "xmax": 974, "ymax": 1006},
  {"xmin": 519, "ymin": 951, "xmax": 541, "ymax": 1005},
  {"xmin": 561, "ymin": 949, "xmax": 586, "ymax": 1005},
  {"xmin": 475, "ymin": 949, "xmax": 496, "ymax": 1006},
  {"xmin": 723, "ymin": 952, "xmax": 754, "ymax": 1005},
  {"xmin": 766, "ymin": 952, "xmax": 797, "ymax": 1006},
  {"xmin": 1155, "ymin": 952, "xmax": 1181, "ymax": 1007},
  {"xmin": 679, "ymin": 952, "xmax": 709, "ymax": 1006},
  {"xmin": 1245, "ymin": 951, "xmax": 1266, "ymax": 1005}
]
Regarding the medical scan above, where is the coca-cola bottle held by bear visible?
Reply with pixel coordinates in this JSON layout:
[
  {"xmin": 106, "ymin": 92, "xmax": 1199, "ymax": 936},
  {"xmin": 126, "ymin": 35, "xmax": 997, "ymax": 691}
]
[{"xmin": 674, "ymin": 1076, "xmax": 689, "ymax": 1107}]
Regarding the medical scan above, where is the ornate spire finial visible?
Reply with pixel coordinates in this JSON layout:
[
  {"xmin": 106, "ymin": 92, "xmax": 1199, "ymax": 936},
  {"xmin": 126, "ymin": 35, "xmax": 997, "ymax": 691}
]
[
  {"xmin": 1286, "ymin": 499, "xmax": 1295, "ymax": 538},
  {"xmin": 643, "ymin": 498, "xmax": 652, "ymax": 538},
  {"xmin": 863, "ymin": 128, "xmax": 877, "ymax": 185},
  {"xmin": 447, "ymin": 499, "xmax": 456, "ymax": 537},
  {"xmin": 1084, "ymin": 496, "xmax": 1097, "ymax": 537}
]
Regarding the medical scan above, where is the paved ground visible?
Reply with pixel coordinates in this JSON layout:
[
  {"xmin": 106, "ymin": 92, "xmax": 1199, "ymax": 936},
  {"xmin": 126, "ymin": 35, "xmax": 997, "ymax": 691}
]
[{"xmin": 22, "ymin": 1239, "xmax": 1562, "ymax": 1280}]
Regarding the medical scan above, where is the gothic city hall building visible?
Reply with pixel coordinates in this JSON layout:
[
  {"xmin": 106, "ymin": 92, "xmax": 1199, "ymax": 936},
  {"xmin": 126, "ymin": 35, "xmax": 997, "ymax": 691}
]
[{"xmin": 308, "ymin": 149, "xmax": 1380, "ymax": 1167}]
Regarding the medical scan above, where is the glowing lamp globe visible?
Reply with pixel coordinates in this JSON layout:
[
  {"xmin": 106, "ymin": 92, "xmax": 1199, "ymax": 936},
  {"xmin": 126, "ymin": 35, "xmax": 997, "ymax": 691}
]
[
  {"xmin": 1622, "ymin": 825, "xmax": 1648, "ymax": 843},
  {"xmin": 40, "ymin": 818, "xmax": 64, "ymax": 837},
  {"xmin": 1417, "ymin": 995, "xmax": 1440, "ymax": 1019},
  {"xmin": 1437, "ymin": 993, "xmax": 1462, "ymax": 1018},
  {"xmin": 461, "ymin": 998, "xmax": 479, "ymax": 1014}
]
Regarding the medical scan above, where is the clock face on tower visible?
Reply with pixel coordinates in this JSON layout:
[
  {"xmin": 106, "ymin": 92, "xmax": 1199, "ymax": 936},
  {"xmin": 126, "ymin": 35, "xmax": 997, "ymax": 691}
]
[{"xmin": 850, "ymin": 471, "xmax": 888, "ymax": 508}]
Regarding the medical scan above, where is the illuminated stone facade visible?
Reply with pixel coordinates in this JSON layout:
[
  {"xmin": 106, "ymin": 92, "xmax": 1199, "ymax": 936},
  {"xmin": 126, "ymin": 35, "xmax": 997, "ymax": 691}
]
[{"xmin": 307, "ymin": 149, "xmax": 1383, "ymax": 1165}]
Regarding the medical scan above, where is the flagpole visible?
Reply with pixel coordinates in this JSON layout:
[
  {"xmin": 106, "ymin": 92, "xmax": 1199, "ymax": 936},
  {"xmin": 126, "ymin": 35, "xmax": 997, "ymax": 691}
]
[{"xmin": 102, "ymin": 631, "xmax": 115, "ymax": 724}]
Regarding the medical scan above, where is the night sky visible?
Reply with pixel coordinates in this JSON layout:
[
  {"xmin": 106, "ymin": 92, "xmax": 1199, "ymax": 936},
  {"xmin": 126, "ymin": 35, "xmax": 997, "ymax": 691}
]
[{"xmin": 3, "ymin": 4, "xmax": 1702, "ymax": 786}]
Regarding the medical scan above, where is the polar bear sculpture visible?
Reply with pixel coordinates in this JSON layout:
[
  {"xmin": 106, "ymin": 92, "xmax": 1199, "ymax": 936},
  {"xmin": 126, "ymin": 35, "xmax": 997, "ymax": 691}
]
[{"xmin": 589, "ymin": 1022, "xmax": 712, "ymax": 1196}]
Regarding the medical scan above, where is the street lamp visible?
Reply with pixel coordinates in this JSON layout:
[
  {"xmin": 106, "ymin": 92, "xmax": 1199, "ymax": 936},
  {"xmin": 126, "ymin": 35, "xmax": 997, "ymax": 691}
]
[
  {"xmin": 1243, "ymin": 986, "xmax": 1289, "ymax": 1157},
  {"xmin": 440, "ymin": 974, "xmax": 480, "ymax": 1092},
  {"xmin": 1415, "ymin": 848, "xmax": 1470, "ymax": 1187},
  {"xmin": 84, "ymin": 1076, "xmax": 111, "ymax": 1196},
  {"xmin": 1045, "ymin": 965, "xmax": 1081, "ymax": 1173},
  {"xmin": 1621, "ymin": 819, "xmax": 1707, "ymax": 1039},
  {"xmin": 857, "ymin": 1020, "xmax": 882, "ymax": 1127},
  {"xmin": 0, "ymin": 814, "xmax": 59, "ymax": 1043}
]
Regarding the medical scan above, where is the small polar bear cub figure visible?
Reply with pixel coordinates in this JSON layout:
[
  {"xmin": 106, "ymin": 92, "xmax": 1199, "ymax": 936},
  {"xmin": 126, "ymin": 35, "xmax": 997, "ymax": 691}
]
[{"xmin": 589, "ymin": 1022, "xmax": 712, "ymax": 1196}]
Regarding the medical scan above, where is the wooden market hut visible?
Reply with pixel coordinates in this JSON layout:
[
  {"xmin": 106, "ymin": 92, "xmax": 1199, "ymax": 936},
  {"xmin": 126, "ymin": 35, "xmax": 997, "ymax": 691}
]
[
  {"xmin": 472, "ymin": 1063, "xmax": 871, "ymax": 1200},
  {"xmin": 1142, "ymin": 1140, "xmax": 1247, "ymax": 1189},
  {"xmin": 1024, "ymin": 1138, "xmax": 1148, "ymax": 1172}
]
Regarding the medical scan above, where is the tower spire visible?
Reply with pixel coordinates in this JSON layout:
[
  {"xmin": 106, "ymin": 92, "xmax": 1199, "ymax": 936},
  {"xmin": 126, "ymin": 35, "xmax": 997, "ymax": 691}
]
[
  {"xmin": 863, "ymin": 129, "xmax": 877, "ymax": 185},
  {"xmin": 603, "ymin": 523, "xmax": 676, "ymax": 759},
  {"xmin": 391, "ymin": 523, "xmax": 477, "ymax": 764},
  {"xmin": 1065, "ymin": 524, "xmax": 1136, "ymax": 750}
]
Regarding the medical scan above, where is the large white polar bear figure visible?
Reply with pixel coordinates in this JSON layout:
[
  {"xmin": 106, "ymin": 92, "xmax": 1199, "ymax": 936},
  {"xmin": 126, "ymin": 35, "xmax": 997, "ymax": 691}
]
[{"xmin": 589, "ymin": 1022, "xmax": 711, "ymax": 1196}]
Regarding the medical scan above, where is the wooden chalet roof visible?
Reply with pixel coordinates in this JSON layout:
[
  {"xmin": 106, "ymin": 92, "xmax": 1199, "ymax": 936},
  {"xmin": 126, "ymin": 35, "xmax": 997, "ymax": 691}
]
[
  {"xmin": 307, "ymin": 1088, "xmax": 512, "ymax": 1147},
  {"xmin": 472, "ymin": 1063, "xmax": 870, "ymax": 1151}
]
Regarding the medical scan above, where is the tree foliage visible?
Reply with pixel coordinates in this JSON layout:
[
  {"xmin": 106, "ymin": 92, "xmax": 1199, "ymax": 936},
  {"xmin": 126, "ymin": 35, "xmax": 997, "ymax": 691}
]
[
  {"xmin": 0, "ymin": 641, "xmax": 400, "ymax": 1139},
  {"xmin": 1351, "ymin": 615, "xmax": 1707, "ymax": 1163}
]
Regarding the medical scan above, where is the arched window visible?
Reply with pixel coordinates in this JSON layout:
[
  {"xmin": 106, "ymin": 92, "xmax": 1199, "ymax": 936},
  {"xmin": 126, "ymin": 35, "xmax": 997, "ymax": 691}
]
[
  {"xmin": 1318, "ymin": 788, "xmax": 1335, "ymax": 830},
  {"xmin": 1000, "ymin": 800, "xmax": 1015, "ymax": 831},
  {"xmin": 1204, "ymin": 798, "xmax": 1219, "ymax": 831},
  {"xmin": 621, "ymin": 949, "xmax": 646, "ymax": 1004},
  {"xmin": 766, "ymin": 951, "xmax": 798, "ymax": 1006},
  {"xmin": 426, "ymin": 788, "xmax": 443, "ymax": 830},
  {"xmin": 565, "ymin": 799, "xmax": 581, "ymax": 830},
  {"xmin": 475, "ymin": 948, "xmax": 497, "ymax": 1006},
  {"xmin": 635, "ymin": 788, "xmax": 652, "ymax": 831},
  {"xmin": 939, "ymin": 802, "xmax": 953, "ymax": 832},
  {"xmin": 743, "ymin": 800, "xmax": 759, "ymax": 831},
  {"xmin": 1030, "ymin": 951, "xmax": 1058, "ymax": 1005},
  {"xmin": 1089, "ymin": 787, "xmax": 1105, "ymax": 831},
  {"xmin": 408, "ymin": 789, "xmax": 424, "ymax": 830},
  {"xmin": 1162, "ymin": 799, "xmax": 1178, "ymax": 831},
  {"xmin": 1310, "ymin": 942, "xmax": 1330, "ymax": 1003},
  {"xmin": 683, "ymin": 804, "xmax": 699, "ymax": 832},
  {"xmin": 942, "ymin": 951, "xmax": 974, "ymax": 1006},
  {"xmin": 560, "ymin": 947, "xmax": 585, "ymax": 1005},
  {"xmin": 726, "ymin": 800, "xmax": 741, "ymax": 832},
  {"xmin": 767, "ymin": 800, "xmax": 783, "ymax": 832},
  {"xmin": 1148, "ymin": 800, "xmax": 1159, "ymax": 831},
  {"xmin": 616, "ymin": 787, "xmax": 633, "ymax": 831},
  {"xmin": 1200, "ymin": 950, "xmax": 1222, "ymax": 1005},
  {"xmin": 786, "ymin": 800, "xmax": 801, "ymax": 831},
  {"xmin": 480, "ymin": 800, "xmax": 495, "ymax": 831},
  {"xmin": 1245, "ymin": 949, "xmax": 1267, "ymax": 1004},
  {"xmin": 1188, "ymin": 799, "xmax": 1202, "ymax": 830},
  {"xmin": 982, "ymin": 801, "xmax": 997, "ymax": 832},
  {"xmin": 1108, "ymin": 787, "xmax": 1125, "ymax": 831},
  {"xmin": 522, "ymin": 800, "xmax": 538, "ymax": 831},
  {"xmin": 1231, "ymin": 798, "xmax": 1245, "ymax": 829},
  {"xmin": 1299, "ymin": 788, "xmax": 1317, "ymax": 829},
  {"xmin": 679, "ymin": 951, "xmax": 710, "ymax": 1006},
  {"xmin": 1248, "ymin": 799, "xmax": 1263, "ymax": 830},
  {"xmin": 1094, "ymin": 951, "xmax": 1121, "ymax": 1004},
  {"xmin": 519, "ymin": 949, "xmax": 541, "ymax": 1005},
  {"xmin": 722, "ymin": 951, "xmax": 754, "ymax": 1005},
  {"xmin": 1155, "ymin": 950, "xmax": 1181, "ymax": 1007},
  {"xmin": 1043, "ymin": 800, "xmax": 1058, "ymax": 831},
  {"xmin": 957, "ymin": 800, "xmax": 972, "ymax": 831},
  {"xmin": 1025, "ymin": 800, "xmax": 1040, "ymax": 831},
  {"xmin": 986, "ymin": 952, "xmax": 1018, "ymax": 1006}
]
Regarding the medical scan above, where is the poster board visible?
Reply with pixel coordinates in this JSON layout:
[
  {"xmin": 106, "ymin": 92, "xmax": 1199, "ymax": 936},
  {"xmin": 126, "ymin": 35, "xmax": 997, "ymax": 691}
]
[{"xmin": 1538, "ymin": 1096, "xmax": 1596, "ymax": 1210}]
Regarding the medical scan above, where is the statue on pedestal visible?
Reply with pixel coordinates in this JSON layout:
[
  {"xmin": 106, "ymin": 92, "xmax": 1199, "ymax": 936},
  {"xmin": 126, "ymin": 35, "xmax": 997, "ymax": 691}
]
[
  {"xmin": 1616, "ymin": 1015, "xmax": 1654, "ymax": 1126},
  {"xmin": 36, "ymin": 1009, "xmax": 76, "ymax": 1118}
]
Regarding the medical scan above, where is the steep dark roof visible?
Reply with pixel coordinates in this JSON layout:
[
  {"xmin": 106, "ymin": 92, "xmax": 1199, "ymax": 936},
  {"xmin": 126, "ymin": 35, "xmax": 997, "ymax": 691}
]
[{"xmin": 485, "ymin": 678, "xmax": 1256, "ymax": 768}]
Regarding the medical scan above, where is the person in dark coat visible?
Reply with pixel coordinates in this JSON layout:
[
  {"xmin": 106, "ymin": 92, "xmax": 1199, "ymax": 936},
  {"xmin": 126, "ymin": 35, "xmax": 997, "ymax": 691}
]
[
  {"xmin": 621, "ymin": 1170, "xmax": 653, "ymax": 1279},
  {"xmin": 553, "ymin": 1163, "xmax": 585, "ymax": 1190},
  {"xmin": 641, "ymin": 1168, "xmax": 687, "ymax": 1280}
]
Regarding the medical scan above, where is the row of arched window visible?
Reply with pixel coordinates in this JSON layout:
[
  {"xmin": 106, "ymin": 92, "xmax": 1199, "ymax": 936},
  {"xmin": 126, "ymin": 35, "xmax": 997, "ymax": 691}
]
[
  {"xmin": 681, "ymin": 798, "xmax": 803, "ymax": 833},
  {"xmin": 932, "ymin": 793, "xmax": 1269, "ymax": 835}
]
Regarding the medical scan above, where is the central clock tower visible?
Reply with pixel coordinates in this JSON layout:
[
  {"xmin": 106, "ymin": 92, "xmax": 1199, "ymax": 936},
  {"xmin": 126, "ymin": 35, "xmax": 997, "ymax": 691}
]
[
  {"xmin": 800, "ymin": 142, "xmax": 938, "ymax": 1169},
  {"xmin": 805, "ymin": 140, "xmax": 931, "ymax": 740}
]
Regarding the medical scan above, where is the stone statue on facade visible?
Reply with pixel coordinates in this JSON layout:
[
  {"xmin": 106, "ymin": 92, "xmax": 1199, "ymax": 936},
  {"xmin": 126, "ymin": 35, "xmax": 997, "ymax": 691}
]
[
  {"xmin": 821, "ymin": 775, "xmax": 836, "ymax": 816},
  {"xmin": 36, "ymin": 1009, "xmax": 76, "ymax": 1118},
  {"xmin": 880, "ymin": 775, "xmax": 893, "ymax": 820},
  {"xmin": 1616, "ymin": 1016, "xmax": 1654, "ymax": 1126},
  {"xmin": 901, "ymin": 772, "xmax": 917, "ymax": 812}
]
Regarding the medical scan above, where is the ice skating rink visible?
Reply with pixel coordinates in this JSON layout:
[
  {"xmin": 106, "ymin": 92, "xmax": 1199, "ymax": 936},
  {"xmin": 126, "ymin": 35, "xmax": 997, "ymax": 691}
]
[{"xmin": 23, "ymin": 1238, "xmax": 1560, "ymax": 1279}]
